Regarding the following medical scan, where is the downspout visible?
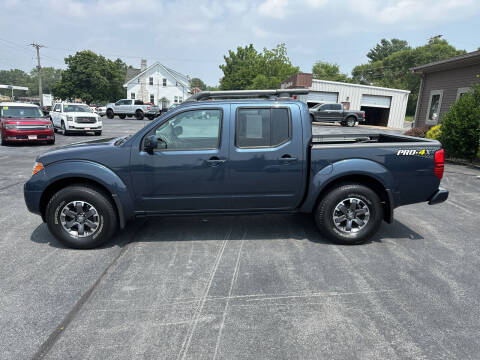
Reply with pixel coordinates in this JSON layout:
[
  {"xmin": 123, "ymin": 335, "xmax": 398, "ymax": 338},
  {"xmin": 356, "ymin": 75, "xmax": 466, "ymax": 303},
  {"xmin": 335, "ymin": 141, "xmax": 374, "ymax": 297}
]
[{"xmin": 413, "ymin": 72, "xmax": 425, "ymax": 128}]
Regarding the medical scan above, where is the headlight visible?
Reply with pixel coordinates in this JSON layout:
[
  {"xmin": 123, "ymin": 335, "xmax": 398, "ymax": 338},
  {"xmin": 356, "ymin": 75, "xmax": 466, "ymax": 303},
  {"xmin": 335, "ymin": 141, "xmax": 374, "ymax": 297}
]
[
  {"xmin": 46, "ymin": 124, "xmax": 53, "ymax": 129},
  {"xmin": 5, "ymin": 124, "xmax": 17, "ymax": 130},
  {"xmin": 67, "ymin": 116, "xmax": 74, "ymax": 122},
  {"xmin": 32, "ymin": 162, "xmax": 44, "ymax": 175}
]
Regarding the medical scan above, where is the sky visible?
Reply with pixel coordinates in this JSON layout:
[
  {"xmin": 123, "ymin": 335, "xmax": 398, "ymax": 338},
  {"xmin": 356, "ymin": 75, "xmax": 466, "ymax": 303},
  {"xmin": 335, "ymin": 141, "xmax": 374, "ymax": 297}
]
[{"xmin": 1, "ymin": 0, "xmax": 479, "ymax": 86}]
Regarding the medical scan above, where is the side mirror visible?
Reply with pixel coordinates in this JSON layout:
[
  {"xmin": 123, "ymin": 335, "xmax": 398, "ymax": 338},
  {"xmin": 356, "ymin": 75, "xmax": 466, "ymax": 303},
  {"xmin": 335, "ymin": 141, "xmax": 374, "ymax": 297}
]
[
  {"xmin": 144, "ymin": 135, "xmax": 158, "ymax": 154},
  {"xmin": 173, "ymin": 126, "xmax": 183, "ymax": 136}
]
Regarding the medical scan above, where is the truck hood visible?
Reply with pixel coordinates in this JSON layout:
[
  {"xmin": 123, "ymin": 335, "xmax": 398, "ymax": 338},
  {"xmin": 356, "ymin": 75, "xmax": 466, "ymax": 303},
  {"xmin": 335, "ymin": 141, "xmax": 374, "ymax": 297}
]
[
  {"xmin": 37, "ymin": 137, "xmax": 121, "ymax": 165},
  {"xmin": 2, "ymin": 117, "xmax": 51, "ymax": 125}
]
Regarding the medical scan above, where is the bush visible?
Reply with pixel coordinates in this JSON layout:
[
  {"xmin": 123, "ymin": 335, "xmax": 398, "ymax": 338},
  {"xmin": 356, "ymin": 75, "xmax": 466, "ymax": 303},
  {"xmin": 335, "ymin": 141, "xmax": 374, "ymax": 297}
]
[
  {"xmin": 426, "ymin": 124, "xmax": 442, "ymax": 140},
  {"xmin": 404, "ymin": 126, "xmax": 431, "ymax": 138},
  {"xmin": 439, "ymin": 84, "xmax": 480, "ymax": 161}
]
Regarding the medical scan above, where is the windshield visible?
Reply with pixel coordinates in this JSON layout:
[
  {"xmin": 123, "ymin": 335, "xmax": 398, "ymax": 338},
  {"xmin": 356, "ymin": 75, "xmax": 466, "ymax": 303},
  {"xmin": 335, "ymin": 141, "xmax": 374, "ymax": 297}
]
[
  {"xmin": 1, "ymin": 105, "xmax": 43, "ymax": 118},
  {"xmin": 63, "ymin": 104, "xmax": 92, "ymax": 113}
]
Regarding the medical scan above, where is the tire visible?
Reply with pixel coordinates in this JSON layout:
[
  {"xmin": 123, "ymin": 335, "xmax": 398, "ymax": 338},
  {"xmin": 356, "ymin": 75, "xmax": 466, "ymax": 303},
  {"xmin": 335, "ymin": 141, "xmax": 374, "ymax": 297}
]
[
  {"xmin": 119, "ymin": 114, "xmax": 126, "ymax": 119},
  {"xmin": 147, "ymin": 115, "xmax": 155, "ymax": 121},
  {"xmin": 45, "ymin": 184, "xmax": 118, "ymax": 249},
  {"xmin": 135, "ymin": 110, "xmax": 144, "ymax": 120},
  {"xmin": 61, "ymin": 121, "xmax": 69, "ymax": 135},
  {"xmin": 314, "ymin": 183, "xmax": 383, "ymax": 245},
  {"xmin": 346, "ymin": 116, "xmax": 356, "ymax": 127},
  {"xmin": 94, "ymin": 131, "xmax": 102, "ymax": 136},
  {"xmin": 340, "ymin": 121, "xmax": 347, "ymax": 127},
  {"xmin": 106, "ymin": 109, "xmax": 114, "ymax": 119},
  {"xmin": 1, "ymin": 135, "xmax": 7, "ymax": 146}
]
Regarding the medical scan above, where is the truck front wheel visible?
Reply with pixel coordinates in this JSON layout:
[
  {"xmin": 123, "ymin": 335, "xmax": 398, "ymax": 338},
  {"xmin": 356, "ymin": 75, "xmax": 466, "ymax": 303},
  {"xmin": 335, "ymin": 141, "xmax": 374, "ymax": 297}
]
[
  {"xmin": 45, "ymin": 185, "xmax": 118, "ymax": 249},
  {"xmin": 106, "ymin": 109, "xmax": 114, "ymax": 119},
  {"xmin": 314, "ymin": 183, "xmax": 383, "ymax": 245}
]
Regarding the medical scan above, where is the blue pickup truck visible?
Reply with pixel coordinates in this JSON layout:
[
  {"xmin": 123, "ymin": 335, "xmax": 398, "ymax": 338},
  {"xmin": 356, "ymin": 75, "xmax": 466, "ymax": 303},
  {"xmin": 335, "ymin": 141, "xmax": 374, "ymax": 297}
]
[{"xmin": 24, "ymin": 90, "xmax": 448, "ymax": 249}]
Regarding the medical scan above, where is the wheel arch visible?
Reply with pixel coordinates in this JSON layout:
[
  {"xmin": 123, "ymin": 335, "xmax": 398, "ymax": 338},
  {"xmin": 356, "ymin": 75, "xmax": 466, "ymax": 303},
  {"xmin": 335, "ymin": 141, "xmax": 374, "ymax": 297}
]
[
  {"xmin": 38, "ymin": 161, "xmax": 135, "ymax": 228},
  {"xmin": 313, "ymin": 175, "xmax": 393, "ymax": 223},
  {"xmin": 300, "ymin": 159, "xmax": 395, "ymax": 223}
]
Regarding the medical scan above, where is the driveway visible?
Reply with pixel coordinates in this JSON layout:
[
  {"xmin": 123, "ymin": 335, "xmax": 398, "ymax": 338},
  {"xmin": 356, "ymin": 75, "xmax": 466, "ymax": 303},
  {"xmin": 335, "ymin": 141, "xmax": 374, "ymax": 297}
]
[{"xmin": 1, "ymin": 119, "xmax": 479, "ymax": 359}]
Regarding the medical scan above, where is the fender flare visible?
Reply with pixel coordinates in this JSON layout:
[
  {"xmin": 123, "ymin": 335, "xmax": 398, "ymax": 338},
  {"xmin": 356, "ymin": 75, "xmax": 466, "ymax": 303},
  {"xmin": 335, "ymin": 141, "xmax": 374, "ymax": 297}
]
[
  {"xmin": 300, "ymin": 158, "xmax": 395, "ymax": 216},
  {"xmin": 40, "ymin": 160, "xmax": 135, "ymax": 227}
]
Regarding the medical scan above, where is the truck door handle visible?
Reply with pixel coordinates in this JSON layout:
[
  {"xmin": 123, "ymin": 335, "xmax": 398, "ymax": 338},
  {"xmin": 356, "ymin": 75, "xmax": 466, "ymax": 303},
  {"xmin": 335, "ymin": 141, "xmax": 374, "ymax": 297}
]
[
  {"xmin": 280, "ymin": 154, "xmax": 297, "ymax": 161},
  {"xmin": 207, "ymin": 156, "xmax": 226, "ymax": 166}
]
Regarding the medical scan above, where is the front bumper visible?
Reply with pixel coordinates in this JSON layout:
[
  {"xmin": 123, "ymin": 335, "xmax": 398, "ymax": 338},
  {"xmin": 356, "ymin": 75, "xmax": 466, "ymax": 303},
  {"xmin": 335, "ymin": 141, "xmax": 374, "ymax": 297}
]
[
  {"xmin": 67, "ymin": 124, "xmax": 102, "ymax": 131},
  {"xmin": 4, "ymin": 129, "xmax": 54, "ymax": 142},
  {"xmin": 428, "ymin": 187, "xmax": 449, "ymax": 205},
  {"xmin": 24, "ymin": 182, "xmax": 43, "ymax": 215}
]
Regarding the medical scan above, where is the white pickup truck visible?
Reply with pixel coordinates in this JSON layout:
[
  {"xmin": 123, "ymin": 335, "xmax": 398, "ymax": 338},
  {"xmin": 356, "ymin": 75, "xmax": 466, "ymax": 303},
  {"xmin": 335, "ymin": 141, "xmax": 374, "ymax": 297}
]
[
  {"xmin": 50, "ymin": 103, "xmax": 102, "ymax": 136},
  {"xmin": 105, "ymin": 99, "xmax": 160, "ymax": 120}
]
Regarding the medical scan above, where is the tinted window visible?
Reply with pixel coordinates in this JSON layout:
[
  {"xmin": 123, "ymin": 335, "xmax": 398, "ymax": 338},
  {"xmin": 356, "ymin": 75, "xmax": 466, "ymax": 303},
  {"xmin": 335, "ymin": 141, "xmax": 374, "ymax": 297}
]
[
  {"xmin": 236, "ymin": 108, "xmax": 290, "ymax": 148},
  {"xmin": 153, "ymin": 109, "xmax": 221, "ymax": 150},
  {"xmin": 0, "ymin": 105, "xmax": 43, "ymax": 118},
  {"xmin": 319, "ymin": 104, "xmax": 330, "ymax": 111},
  {"xmin": 331, "ymin": 104, "xmax": 342, "ymax": 110},
  {"xmin": 63, "ymin": 104, "xmax": 92, "ymax": 112}
]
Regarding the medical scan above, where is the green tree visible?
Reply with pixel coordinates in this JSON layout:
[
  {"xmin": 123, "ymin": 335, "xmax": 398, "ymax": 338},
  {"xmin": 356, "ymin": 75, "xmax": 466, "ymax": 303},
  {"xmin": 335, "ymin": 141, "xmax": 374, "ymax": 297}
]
[
  {"xmin": 0, "ymin": 69, "xmax": 30, "ymax": 98},
  {"xmin": 312, "ymin": 61, "xmax": 349, "ymax": 82},
  {"xmin": 28, "ymin": 67, "xmax": 63, "ymax": 96},
  {"xmin": 219, "ymin": 43, "xmax": 298, "ymax": 90},
  {"xmin": 190, "ymin": 77, "xmax": 207, "ymax": 91},
  {"xmin": 52, "ymin": 50, "xmax": 127, "ymax": 104},
  {"xmin": 352, "ymin": 38, "xmax": 465, "ymax": 115},
  {"xmin": 367, "ymin": 38, "xmax": 410, "ymax": 62},
  {"xmin": 439, "ymin": 84, "xmax": 480, "ymax": 161}
]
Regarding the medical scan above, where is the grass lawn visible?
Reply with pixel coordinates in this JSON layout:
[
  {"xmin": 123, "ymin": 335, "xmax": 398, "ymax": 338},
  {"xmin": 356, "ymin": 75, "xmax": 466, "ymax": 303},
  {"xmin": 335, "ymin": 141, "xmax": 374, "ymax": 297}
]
[{"xmin": 405, "ymin": 115, "xmax": 414, "ymax": 122}]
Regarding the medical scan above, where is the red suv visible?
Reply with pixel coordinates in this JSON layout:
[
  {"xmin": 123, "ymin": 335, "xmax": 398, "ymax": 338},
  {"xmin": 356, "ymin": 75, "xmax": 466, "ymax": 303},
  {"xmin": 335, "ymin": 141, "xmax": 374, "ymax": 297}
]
[{"xmin": 1, "ymin": 102, "xmax": 55, "ymax": 145}]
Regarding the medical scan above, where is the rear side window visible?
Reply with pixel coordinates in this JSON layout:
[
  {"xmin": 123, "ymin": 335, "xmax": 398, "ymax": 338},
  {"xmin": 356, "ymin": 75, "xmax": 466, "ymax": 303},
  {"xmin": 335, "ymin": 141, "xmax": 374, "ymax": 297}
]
[
  {"xmin": 332, "ymin": 104, "xmax": 342, "ymax": 110},
  {"xmin": 236, "ymin": 107, "xmax": 290, "ymax": 148}
]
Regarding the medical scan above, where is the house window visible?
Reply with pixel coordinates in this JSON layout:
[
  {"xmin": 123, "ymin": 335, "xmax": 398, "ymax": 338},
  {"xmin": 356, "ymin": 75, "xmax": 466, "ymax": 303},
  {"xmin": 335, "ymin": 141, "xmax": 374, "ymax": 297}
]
[
  {"xmin": 150, "ymin": 94, "xmax": 155, "ymax": 103},
  {"xmin": 179, "ymin": 97, "xmax": 183, "ymax": 103},
  {"xmin": 149, "ymin": 77, "xmax": 153, "ymax": 86},
  {"xmin": 163, "ymin": 78, "xmax": 167, "ymax": 87},
  {"xmin": 131, "ymin": 93, "xmax": 135, "ymax": 100},
  {"xmin": 456, "ymin": 87, "xmax": 472, "ymax": 100},
  {"xmin": 426, "ymin": 90, "xmax": 443, "ymax": 124},
  {"xmin": 174, "ymin": 96, "xmax": 178, "ymax": 103}
]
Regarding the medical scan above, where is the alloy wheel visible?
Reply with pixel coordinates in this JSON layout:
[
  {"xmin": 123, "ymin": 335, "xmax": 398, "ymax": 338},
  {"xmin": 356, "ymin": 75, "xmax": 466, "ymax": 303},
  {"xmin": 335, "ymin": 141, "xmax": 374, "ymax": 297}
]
[
  {"xmin": 332, "ymin": 197, "xmax": 370, "ymax": 233},
  {"xmin": 60, "ymin": 201, "xmax": 100, "ymax": 237}
]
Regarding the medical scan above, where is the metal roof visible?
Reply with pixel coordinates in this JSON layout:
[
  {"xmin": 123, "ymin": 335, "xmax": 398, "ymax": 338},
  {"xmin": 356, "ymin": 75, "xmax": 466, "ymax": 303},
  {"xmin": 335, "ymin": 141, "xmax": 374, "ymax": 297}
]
[
  {"xmin": 312, "ymin": 79, "xmax": 410, "ymax": 94},
  {"xmin": 411, "ymin": 50, "xmax": 480, "ymax": 74}
]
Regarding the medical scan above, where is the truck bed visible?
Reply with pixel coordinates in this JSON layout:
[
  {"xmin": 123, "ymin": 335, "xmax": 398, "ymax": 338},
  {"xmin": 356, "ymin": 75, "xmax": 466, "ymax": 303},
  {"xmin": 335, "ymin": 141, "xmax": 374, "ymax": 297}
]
[{"xmin": 312, "ymin": 133, "xmax": 432, "ymax": 146}]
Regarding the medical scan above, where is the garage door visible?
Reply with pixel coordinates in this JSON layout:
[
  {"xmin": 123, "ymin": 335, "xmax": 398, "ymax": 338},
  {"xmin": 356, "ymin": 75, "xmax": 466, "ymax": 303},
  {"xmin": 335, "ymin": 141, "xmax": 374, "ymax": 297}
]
[
  {"xmin": 361, "ymin": 95, "xmax": 391, "ymax": 108},
  {"xmin": 307, "ymin": 91, "xmax": 338, "ymax": 103}
]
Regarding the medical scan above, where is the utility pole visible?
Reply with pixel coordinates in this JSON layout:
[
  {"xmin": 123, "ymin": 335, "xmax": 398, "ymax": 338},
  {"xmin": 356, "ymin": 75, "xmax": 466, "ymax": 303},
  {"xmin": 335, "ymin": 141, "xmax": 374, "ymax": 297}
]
[{"xmin": 30, "ymin": 43, "xmax": 45, "ymax": 106}]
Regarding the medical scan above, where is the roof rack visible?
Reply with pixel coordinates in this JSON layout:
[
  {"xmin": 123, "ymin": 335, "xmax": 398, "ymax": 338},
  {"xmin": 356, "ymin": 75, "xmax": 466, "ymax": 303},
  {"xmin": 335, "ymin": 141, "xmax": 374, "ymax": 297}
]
[{"xmin": 185, "ymin": 89, "xmax": 309, "ymax": 102}]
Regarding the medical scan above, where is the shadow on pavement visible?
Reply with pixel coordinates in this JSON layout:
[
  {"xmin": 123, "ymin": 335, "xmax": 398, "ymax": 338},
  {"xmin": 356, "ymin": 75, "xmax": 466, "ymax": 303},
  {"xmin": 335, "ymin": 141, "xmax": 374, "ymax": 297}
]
[{"xmin": 31, "ymin": 213, "xmax": 424, "ymax": 249}]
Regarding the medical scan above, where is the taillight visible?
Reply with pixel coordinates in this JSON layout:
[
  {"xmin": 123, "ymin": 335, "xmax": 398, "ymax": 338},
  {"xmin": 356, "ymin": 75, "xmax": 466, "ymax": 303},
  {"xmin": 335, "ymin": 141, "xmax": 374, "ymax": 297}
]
[
  {"xmin": 362, "ymin": 112, "xmax": 366, "ymax": 118},
  {"xmin": 434, "ymin": 149, "xmax": 444, "ymax": 179}
]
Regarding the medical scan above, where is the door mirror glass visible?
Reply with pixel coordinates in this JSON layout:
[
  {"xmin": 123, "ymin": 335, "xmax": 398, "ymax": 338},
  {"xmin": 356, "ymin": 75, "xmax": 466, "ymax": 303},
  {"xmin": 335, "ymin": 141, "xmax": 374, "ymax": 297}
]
[{"xmin": 144, "ymin": 134, "xmax": 158, "ymax": 153}]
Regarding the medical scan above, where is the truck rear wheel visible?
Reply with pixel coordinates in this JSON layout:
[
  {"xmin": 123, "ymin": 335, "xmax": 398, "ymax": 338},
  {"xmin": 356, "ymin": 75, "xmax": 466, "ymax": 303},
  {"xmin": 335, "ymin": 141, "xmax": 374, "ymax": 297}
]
[
  {"xmin": 135, "ymin": 110, "xmax": 144, "ymax": 120},
  {"xmin": 45, "ymin": 185, "xmax": 118, "ymax": 249},
  {"xmin": 147, "ymin": 115, "xmax": 155, "ymax": 120},
  {"xmin": 119, "ymin": 114, "xmax": 126, "ymax": 119},
  {"xmin": 314, "ymin": 183, "xmax": 383, "ymax": 245},
  {"xmin": 106, "ymin": 109, "xmax": 114, "ymax": 119}
]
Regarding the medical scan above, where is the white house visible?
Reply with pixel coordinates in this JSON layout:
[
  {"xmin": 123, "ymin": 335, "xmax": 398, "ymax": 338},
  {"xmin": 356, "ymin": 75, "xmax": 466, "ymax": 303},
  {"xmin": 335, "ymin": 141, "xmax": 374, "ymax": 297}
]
[{"xmin": 124, "ymin": 60, "xmax": 190, "ymax": 109}]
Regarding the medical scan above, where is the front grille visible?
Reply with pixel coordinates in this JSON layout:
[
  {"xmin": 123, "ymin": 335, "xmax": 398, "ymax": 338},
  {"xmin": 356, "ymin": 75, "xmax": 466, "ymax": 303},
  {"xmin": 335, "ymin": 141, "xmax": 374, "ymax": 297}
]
[
  {"xmin": 75, "ymin": 117, "xmax": 96, "ymax": 124},
  {"xmin": 16, "ymin": 125, "xmax": 48, "ymax": 131},
  {"xmin": 14, "ymin": 135, "xmax": 49, "ymax": 139}
]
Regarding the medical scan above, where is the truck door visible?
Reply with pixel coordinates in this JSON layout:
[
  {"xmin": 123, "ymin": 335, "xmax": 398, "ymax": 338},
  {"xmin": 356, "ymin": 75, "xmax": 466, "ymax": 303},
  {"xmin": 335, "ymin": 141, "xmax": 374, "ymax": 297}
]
[
  {"xmin": 51, "ymin": 104, "xmax": 61, "ymax": 127},
  {"xmin": 330, "ymin": 103, "xmax": 344, "ymax": 122},
  {"xmin": 314, "ymin": 103, "xmax": 333, "ymax": 122},
  {"xmin": 228, "ymin": 104, "xmax": 304, "ymax": 210},
  {"xmin": 130, "ymin": 105, "xmax": 231, "ymax": 213}
]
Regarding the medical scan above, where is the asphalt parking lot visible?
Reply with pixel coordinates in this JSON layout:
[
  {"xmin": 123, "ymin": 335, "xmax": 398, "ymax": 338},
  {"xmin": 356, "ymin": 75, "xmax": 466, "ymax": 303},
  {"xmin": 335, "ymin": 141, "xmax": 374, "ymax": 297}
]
[{"xmin": 1, "ymin": 118, "xmax": 479, "ymax": 359}]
